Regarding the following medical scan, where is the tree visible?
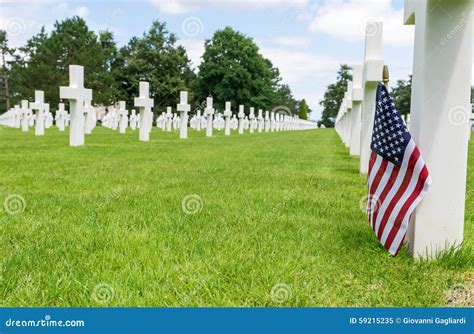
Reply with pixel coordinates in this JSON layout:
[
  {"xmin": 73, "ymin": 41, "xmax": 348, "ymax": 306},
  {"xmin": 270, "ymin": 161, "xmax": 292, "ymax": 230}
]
[
  {"xmin": 299, "ymin": 99, "xmax": 308, "ymax": 120},
  {"xmin": 0, "ymin": 30, "xmax": 15, "ymax": 111},
  {"xmin": 390, "ymin": 76, "xmax": 412, "ymax": 117},
  {"xmin": 195, "ymin": 27, "xmax": 296, "ymax": 114},
  {"xmin": 319, "ymin": 64, "xmax": 352, "ymax": 127},
  {"xmin": 9, "ymin": 17, "xmax": 118, "ymax": 109},
  {"xmin": 113, "ymin": 20, "xmax": 195, "ymax": 114}
]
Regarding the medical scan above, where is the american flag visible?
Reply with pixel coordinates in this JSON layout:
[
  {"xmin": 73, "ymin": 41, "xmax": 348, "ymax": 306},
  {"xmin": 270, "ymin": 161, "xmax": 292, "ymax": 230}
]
[{"xmin": 367, "ymin": 83, "xmax": 431, "ymax": 256}]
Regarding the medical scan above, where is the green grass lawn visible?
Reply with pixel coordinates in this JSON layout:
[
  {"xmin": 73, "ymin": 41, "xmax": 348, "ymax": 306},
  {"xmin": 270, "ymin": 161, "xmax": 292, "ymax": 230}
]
[{"xmin": 0, "ymin": 126, "xmax": 472, "ymax": 307}]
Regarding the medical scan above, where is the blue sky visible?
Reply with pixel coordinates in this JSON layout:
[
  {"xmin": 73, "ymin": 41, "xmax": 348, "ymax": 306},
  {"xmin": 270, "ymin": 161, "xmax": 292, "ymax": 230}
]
[{"xmin": 1, "ymin": 0, "xmax": 472, "ymax": 119}]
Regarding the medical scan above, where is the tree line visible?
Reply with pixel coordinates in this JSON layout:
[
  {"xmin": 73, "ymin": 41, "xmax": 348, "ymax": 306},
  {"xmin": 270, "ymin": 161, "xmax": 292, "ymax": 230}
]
[{"xmin": 0, "ymin": 17, "xmax": 310, "ymax": 119}]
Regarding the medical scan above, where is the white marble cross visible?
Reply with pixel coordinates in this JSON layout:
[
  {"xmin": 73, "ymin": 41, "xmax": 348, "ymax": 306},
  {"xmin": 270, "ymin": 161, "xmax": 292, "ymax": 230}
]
[
  {"xmin": 118, "ymin": 101, "xmax": 129, "ymax": 134},
  {"xmin": 249, "ymin": 107, "xmax": 256, "ymax": 133},
  {"xmin": 177, "ymin": 91, "xmax": 191, "ymax": 139},
  {"xmin": 270, "ymin": 112, "xmax": 276, "ymax": 132},
  {"xmin": 264, "ymin": 110, "xmax": 270, "ymax": 132},
  {"xmin": 205, "ymin": 97, "xmax": 214, "ymax": 137},
  {"xmin": 30, "ymin": 90, "xmax": 47, "ymax": 136},
  {"xmin": 359, "ymin": 21, "xmax": 383, "ymax": 173},
  {"xmin": 28, "ymin": 113, "xmax": 35, "ymax": 127},
  {"xmin": 343, "ymin": 84, "xmax": 353, "ymax": 148},
  {"xmin": 349, "ymin": 65, "xmax": 363, "ymax": 156},
  {"xmin": 20, "ymin": 100, "xmax": 30, "ymax": 132},
  {"xmin": 84, "ymin": 99, "xmax": 96, "ymax": 134},
  {"xmin": 223, "ymin": 101, "xmax": 232, "ymax": 136},
  {"xmin": 257, "ymin": 109, "xmax": 264, "ymax": 133},
  {"xmin": 59, "ymin": 65, "xmax": 92, "ymax": 146},
  {"xmin": 129, "ymin": 109, "xmax": 137, "ymax": 130},
  {"xmin": 160, "ymin": 113, "xmax": 166, "ymax": 131},
  {"xmin": 196, "ymin": 110, "xmax": 202, "ymax": 131},
  {"xmin": 45, "ymin": 104, "xmax": 53, "ymax": 129},
  {"xmin": 56, "ymin": 103, "xmax": 67, "ymax": 132},
  {"xmin": 165, "ymin": 107, "xmax": 172, "ymax": 132},
  {"xmin": 13, "ymin": 105, "xmax": 21, "ymax": 128},
  {"xmin": 237, "ymin": 105, "xmax": 245, "ymax": 135},
  {"xmin": 403, "ymin": 0, "xmax": 473, "ymax": 259},
  {"xmin": 134, "ymin": 81, "xmax": 154, "ymax": 142}
]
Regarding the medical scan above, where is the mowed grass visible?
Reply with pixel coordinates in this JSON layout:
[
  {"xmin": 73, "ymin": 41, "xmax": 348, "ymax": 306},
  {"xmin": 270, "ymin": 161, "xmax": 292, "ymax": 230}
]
[{"xmin": 0, "ymin": 126, "xmax": 472, "ymax": 307}]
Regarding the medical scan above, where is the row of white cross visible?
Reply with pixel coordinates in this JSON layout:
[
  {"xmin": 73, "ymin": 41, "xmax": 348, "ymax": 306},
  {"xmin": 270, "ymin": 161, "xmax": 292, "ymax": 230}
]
[
  {"xmin": 333, "ymin": 0, "xmax": 473, "ymax": 260},
  {"xmin": 0, "ymin": 66, "xmax": 318, "ymax": 142},
  {"xmin": 0, "ymin": 97, "xmax": 55, "ymax": 132},
  {"xmin": 100, "ymin": 99, "xmax": 317, "ymax": 136}
]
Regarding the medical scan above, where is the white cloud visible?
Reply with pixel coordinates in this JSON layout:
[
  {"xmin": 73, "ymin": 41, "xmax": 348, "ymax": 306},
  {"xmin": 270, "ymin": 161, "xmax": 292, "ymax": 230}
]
[
  {"xmin": 266, "ymin": 36, "xmax": 311, "ymax": 48},
  {"xmin": 308, "ymin": 0, "xmax": 414, "ymax": 47},
  {"xmin": 74, "ymin": 6, "xmax": 90, "ymax": 18},
  {"xmin": 149, "ymin": 0, "xmax": 307, "ymax": 15},
  {"xmin": 178, "ymin": 38, "xmax": 205, "ymax": 69},
  {"xmin": 260, "ymin": 45, "xmax": 356, "ymax": 119},
  {"xmin": 0, "ymin": 2, "xmax": 121, "ymax": 49}
]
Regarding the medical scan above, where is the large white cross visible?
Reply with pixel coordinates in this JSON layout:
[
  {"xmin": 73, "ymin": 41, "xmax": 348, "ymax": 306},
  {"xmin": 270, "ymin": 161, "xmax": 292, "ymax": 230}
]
[
  {"xmin": 177, "ymin": 91, "xmax": 191, "ymax": 139},
  {"xmin": 249, "ymin": 107, "xmax": 256, "ymax": 133},
  {"xmin": 205, "ymin": 97, "xmax": 214, "ymax": 137},
  {"xmin": 60, "ymin": 65, "xmax": 92, "ymax": 146},
  {"xmin": 118, "ymin": 101, "xmax": 129, "ymax": 134},
  {"xmin": 359, "ymin": 21, "xmax": 384, "ymax": 174},
  {"xmin": 30, "ymin": 90, "xmax": 47, "ymax": 136},
  {"xmin": 134, "ymin": 81, "xmax": 154, "ymax": 142},
  {"xmin": 223, "ymin": 101, "xmax": 232, "ymax": 136},
  {"xmin": 404, "ymin": 0, "xmax": 473, "ymax": 259}
]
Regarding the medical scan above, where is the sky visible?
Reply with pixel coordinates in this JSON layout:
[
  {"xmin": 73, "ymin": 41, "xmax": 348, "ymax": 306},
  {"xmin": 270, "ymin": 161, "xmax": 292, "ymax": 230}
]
[{"xmin": 1, "ymin": 0, "xmax": 473, "ymax": 120}]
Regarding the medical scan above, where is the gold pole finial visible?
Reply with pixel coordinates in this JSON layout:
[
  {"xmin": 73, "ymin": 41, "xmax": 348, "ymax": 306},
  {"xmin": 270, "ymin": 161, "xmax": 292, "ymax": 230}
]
[{"xmin": 382, "ymin": 65, "xmax": 389, "ymax": 88}]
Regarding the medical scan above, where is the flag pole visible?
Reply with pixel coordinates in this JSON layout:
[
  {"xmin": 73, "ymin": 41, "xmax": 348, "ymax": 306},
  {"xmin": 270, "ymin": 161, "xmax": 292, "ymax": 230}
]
[{"xmin": 382, "ymin": 65, "xmax": 390, "ymax": 89}]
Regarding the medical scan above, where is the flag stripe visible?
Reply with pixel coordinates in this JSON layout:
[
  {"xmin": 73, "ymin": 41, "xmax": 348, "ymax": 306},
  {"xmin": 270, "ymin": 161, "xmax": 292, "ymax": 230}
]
[
  {"xmin": 372, "ymin": 164, "xmax": 399, "ymax": 232},
  {"xmin": 376, "ymin": 143, "xmax": 419, "ymax": 239},
  {"xmin": 369, "ymin": 163, "xmax": 394, "ymax": 227},
  {"xmin": 379, "ymin": 145, "xmax": 425, "ymax": 244},
  {"xmin": 386, "ymin": 166, "xmax": 431, "ymax": 254}
]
